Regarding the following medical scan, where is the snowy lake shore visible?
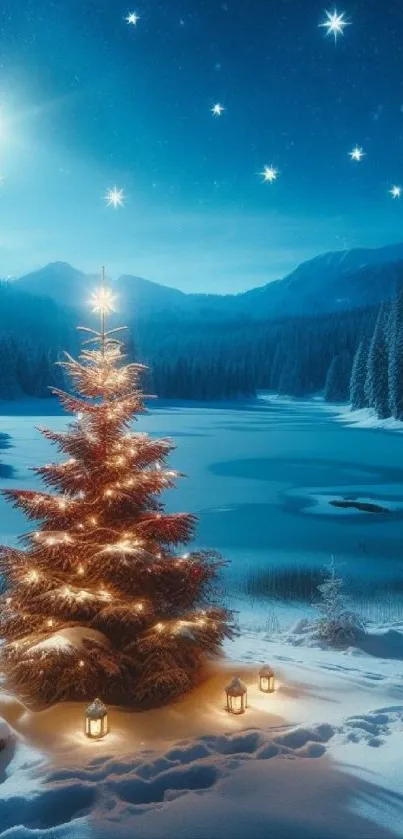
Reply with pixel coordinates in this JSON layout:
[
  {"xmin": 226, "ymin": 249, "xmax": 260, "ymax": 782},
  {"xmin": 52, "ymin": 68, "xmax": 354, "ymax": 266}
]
[{"xmin": 1, "ymin": 398, "xmax": 403, "ymax": 836}]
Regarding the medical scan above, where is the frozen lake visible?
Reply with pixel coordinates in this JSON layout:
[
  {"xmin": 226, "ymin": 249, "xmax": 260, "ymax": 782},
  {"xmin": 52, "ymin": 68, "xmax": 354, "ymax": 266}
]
[{"xmin": 1, "ymin": 396, "xmax": 403, "ymax": 592}]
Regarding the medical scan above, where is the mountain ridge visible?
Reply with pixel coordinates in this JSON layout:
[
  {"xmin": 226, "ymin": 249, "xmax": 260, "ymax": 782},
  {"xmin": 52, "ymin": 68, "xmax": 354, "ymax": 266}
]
[{"xmin": 11, "ymin": 240, "xmax": 403, "ymax": 320}]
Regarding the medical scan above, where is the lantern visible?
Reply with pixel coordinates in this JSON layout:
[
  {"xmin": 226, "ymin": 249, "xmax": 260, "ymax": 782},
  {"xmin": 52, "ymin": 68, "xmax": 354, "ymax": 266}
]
[
  {"xmin": 225, "ymin": 676, "xmax": 247, "ymax": 715},
  {"xmin": 85, "ymin": 698, "xmax": 108, "ymax": 739},
  {"xmin": 259, "ymin": 664, "xmax": 275, "ymax": 693}
]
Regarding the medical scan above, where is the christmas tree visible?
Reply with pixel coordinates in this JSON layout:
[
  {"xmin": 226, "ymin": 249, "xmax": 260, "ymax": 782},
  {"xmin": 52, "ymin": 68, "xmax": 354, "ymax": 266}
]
[{"xmin": 0, "ymin": 273, "xmax": 234, "ymax": 708}]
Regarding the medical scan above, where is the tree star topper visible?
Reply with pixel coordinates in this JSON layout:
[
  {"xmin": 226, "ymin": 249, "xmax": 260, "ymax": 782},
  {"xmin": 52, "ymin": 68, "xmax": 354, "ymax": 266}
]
[
  {"xmin": 105, "ymin": 187, "xmax": 125, "ymax": 209},
  {"xmin": 126, "ymin": 12, "xmax": 140, "ymax": 25},
  {"xmin": 319, "ymin": 9, "xmax": 351, "ymax": 42},
  {"xmin": 260, "ymin": 165, "xmax": 278, "ymax": 184},
  {"xmin": 349, "ymin": 146, "xmax": 365, "ymax": 162},
  {"xmin": 211, "ymin": 103, "xmax": 225, "ymax": 117},
  {"xmin": 91, "ymin": 288, "xmax": 116, "ymax": 316}
]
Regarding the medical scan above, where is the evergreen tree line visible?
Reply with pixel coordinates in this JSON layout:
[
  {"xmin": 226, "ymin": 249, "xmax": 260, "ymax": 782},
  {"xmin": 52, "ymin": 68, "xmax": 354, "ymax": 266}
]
[
  {"xmin": 0, "ymin": 302, "xmax": 384, "ymax": 403},
  {"xmin": 3, "ymin": 271, "xmax": 399, "ymax": 403},
  {"xmin": 349, "ymin": 284, "xmax": 403, "ymax": 420},
  {"xmin": 131, "ymin": 307, "xmax": 378, "ymax": 402},
  {"xmin": 0, "ymin": 336, "xmax": 67, "ymax": 399}
]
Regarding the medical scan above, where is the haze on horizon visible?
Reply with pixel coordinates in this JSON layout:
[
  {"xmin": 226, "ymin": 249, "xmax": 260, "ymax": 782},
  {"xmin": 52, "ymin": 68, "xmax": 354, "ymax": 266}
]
[{"xmin": 0, "ymin": 0, "xmax": 402, "ymax": 293}]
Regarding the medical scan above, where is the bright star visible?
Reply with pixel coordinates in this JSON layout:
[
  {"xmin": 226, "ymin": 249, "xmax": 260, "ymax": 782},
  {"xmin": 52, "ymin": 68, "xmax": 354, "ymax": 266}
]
[
  {"xmin": 260, "ymin": 165, "xmax": 278, "ymax": 184},
  {"xmin": 211, "ymin": 103, "xmax": 225, "ymax": 117},
  {"xmin": 105, "ymin": 187, "xmax": 125, "ymax": 208},
  {"xmin": 126, "ymin": 12, "xmax": 140, "ymax": 25},
  {"xmin": 319, "ymin": 9, "xmax": 350, "ymax": 42},
  {"xmin": 349, "ymin": 146, "xmax": 365, "ymax": 162},
  {"xmin": 389, "ymin": 185, "xmax": 402, "ymax": 200},
  {"xmin": 91, "ymin": 288, "xmax": 116, "ymax": 316}
]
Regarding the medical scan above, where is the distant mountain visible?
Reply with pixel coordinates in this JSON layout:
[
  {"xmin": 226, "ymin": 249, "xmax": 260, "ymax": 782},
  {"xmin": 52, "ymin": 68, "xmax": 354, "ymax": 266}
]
[
  {"xmin": 16, "ymin": 263, "xmax": 90, "ymax": 309},
  {"xmin": 13, "ymin": 242, "xmax": 403, "ymax": 321},
  {"xmin": 242, "ymin": 243, "xmax": 403, "ymax": 317}
]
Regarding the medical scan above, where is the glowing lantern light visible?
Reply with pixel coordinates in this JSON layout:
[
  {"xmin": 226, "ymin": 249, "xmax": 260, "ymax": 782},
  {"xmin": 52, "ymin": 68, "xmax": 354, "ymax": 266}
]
[
  {"xmin": 85, "ymin": 697, "xmax": 108, "ymax": 739},
  {"xmin": 225, "ymin": 676, "xmax": 247, "ymax": 715},
  {"xmin": 259, "ymin": 664, "xmax": 275, "ymax": 694}
]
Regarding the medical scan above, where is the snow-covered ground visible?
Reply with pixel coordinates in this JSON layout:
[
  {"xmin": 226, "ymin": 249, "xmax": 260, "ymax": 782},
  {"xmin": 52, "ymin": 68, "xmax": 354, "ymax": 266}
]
[
  {"xmin": 1, "ymin": 400, "xmax": 403, "ymax": 837},
  {"xmin": 333, "ymin": 404, "xmax": 403, "ymax": 434},
  {"xmin": 1, "ymin": 624, "xmax": 403, "ymax": 838}
]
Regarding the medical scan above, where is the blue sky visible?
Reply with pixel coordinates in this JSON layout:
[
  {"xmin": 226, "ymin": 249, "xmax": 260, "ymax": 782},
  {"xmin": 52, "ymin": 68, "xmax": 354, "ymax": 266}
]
[{"xmin": 0, "ymin": 0, "xmax": 402, "ymax": 291}]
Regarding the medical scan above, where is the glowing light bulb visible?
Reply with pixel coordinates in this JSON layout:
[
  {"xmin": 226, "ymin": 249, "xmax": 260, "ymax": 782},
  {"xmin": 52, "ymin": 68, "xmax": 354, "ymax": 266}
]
[
  {"xmin": 47, "ymin": 619, "xmax": 54, "ymax": 628},
  {"xmin": 77, "ymin": 565, "xmax": 85, "ymax": 575},
  {"xmin": 78, "ymin": 660, "xmax": 85, "ymax": 668}
]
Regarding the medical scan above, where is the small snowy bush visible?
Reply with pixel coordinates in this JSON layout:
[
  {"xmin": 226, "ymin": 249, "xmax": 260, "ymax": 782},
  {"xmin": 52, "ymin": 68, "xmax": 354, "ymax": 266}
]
[
  {"xmin": 312, "ymin": 557, "xmax": 364, "ymax": 647},
  {"xmin": 265, "ymin": 605, "xmax": 281, "ymax": 635}
]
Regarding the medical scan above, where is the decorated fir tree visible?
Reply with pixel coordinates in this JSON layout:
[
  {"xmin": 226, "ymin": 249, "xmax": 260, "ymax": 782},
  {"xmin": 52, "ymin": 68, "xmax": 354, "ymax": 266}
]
[{"xmin": 0, "ymin": 274, "xmax": 233, "ymax": 707}]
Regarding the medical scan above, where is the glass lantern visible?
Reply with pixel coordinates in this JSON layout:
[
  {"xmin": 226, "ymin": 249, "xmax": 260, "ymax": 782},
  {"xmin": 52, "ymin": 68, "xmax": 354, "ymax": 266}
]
[
  {"xmin": 85, "ymin": 698, "xmax": 108, "ymax": 739},
  {"xmin": 225, "ymin": 676, "xmax": 247, "ymax": 714},
  {"xmin": 259, "ymin": 664, "xmax": 275, "ymax": 693}
]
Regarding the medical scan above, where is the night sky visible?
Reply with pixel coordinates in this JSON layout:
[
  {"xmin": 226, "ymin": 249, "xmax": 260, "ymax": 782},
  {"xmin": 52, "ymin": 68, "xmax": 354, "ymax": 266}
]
[{"xmin": 0, "ymin": 0, "xmax": 403, "ymax": 291}]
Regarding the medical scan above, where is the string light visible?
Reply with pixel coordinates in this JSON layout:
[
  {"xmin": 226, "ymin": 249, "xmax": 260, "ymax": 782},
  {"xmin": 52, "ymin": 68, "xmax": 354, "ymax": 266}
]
[{"xmin": 78, "ymin": 660, "xmax": 85, "ymax": 668}]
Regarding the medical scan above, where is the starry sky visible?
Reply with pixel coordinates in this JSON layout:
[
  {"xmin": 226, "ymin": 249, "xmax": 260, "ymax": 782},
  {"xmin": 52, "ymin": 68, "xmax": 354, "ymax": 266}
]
[{"xmin": 0, "ymin": 0, "xmax": 403, "ymax": 292}]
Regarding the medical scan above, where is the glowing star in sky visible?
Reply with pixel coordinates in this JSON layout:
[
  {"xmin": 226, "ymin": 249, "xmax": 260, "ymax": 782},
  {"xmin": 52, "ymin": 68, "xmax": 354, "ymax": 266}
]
[
  {"xmin": 90, "ymin": 288, "xmax": 116, "ymax": 316},
  {"xmin": 319, "ymin": 9, "xmax": 350, "ymax": 42},
  {"xmin": 126, "ymin": 12, "xmax": 140, "ymax": 25},
  {"xmin": 349, "ymin": 146, "xmax": 365, "ymax": 162},
  {"xmin": 260, "ymin": 165, "xmax": 279, "ymax": 184},
  {"xmin": 105, "ymin": 187, "xmax": 125, "ymax": 208},
  {"xmin": 389, "ymin": 185, "xmax": 402, "ymax": 199},
  {"xmin": 211, "ymin": 103, "xmax": 225, "ymax": 117}
]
